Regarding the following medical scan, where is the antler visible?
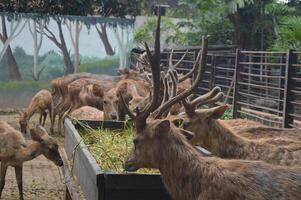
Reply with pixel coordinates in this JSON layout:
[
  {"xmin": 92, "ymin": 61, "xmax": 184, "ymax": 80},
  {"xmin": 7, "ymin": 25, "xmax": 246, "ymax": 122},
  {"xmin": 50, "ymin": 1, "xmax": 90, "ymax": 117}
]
[
  {"xmin": 182, "ymin": 86, "xmax": 224, "ymax": 116},
  {"xmin": 119, "ymin": 12, "xmax": 162, "ymax": 131},
  {"xmin": 152, "ymin": 36, "xmax": 209, "ymax": 119},
  {"xmin": 169, "ymin": 49, "xmax": 188, "ymax": 70}
]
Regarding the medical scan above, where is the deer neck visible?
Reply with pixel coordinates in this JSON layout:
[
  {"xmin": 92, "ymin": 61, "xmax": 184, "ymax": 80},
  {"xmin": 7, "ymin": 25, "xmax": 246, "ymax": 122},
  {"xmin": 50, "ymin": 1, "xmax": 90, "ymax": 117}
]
[
  {"xmin": 24, "ymin": 106, "xmax": 35, "ymax": 121},
  {"xmin": 15, "ymin": 142, "xmax": 43, "ymax": 163},
  {"xmin": 158, "ymin": 134, "xmax": 216, "ymax": 200},
  {"xmin": 206, "ymin": 120, "xmax": 252, "ymax": 159}
]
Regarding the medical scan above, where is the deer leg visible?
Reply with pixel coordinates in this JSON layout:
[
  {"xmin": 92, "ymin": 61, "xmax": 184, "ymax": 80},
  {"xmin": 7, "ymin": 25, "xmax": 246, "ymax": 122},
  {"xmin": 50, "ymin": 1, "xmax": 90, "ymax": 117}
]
[
  {"xmin": 15, "ymin": 165, "xmax": 23, "ymax": 200},
  {"xmin": 58, "ymin": 113, "xmax": 63, "ymax": 133},
  {"xmin": 42, "ymin": 112, "xmax": 47, "ymax": 126},
  {"xmin": 39, "ymin": 113, "xmax": 43, "ymax": 125},
  {"xmin": 0, "ymin": 163, "xmax": 8, "ymax": 198}
]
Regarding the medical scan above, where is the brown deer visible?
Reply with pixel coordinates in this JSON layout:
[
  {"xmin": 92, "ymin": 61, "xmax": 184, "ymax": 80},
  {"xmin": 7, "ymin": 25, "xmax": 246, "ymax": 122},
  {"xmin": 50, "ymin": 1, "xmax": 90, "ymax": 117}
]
[
  {"xmin": 120, "ymin": 19, "xmax": 301, "ymax": 200},
  {"xmin": 0, "ymin": 122, "xmax": 63, "ymax": 200},
  {"xmin": 19, "ymin": 89, "xmax": 52, "ymax": 134},
  {"xmin": 103, "ymin": 79, "xmax": 150, "ymax": 120},
  {"xmin": 50, "ymin": 68, "xmax": 148, "ymax": 132},
  {"xmin": 69, "ymin": 106, "xmax": 104, "ymax": 121},
  {"xmin": 172, "ymin": 87, "xmax": 301, "ymax": 166}
]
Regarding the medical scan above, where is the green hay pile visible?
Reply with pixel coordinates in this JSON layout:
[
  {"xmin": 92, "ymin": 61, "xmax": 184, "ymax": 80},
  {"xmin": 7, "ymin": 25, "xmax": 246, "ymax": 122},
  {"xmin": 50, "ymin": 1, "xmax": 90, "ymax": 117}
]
[{"xmin": 80, "ymin": 125, "xmax": 159, "ymax": 174}]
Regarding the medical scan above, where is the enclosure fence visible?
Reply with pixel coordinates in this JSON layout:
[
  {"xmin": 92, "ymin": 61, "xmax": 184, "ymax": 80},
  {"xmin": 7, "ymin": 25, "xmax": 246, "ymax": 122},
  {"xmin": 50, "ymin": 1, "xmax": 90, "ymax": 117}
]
[{"xmin": 136, "ymin": 47, "xmax": 301, "ymax": 128}]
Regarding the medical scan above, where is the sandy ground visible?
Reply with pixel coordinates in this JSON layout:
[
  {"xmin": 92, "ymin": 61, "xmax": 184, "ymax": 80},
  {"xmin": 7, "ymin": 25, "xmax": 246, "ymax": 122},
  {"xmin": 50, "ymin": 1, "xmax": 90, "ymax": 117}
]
[{"xmin": 0, "ymin": 112, "xmax": 84, "ymax": 200}]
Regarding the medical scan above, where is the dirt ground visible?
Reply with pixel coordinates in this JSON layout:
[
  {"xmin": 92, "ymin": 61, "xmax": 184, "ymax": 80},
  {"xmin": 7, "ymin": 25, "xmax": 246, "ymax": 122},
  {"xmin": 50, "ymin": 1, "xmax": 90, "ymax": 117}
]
[{"xmin": 0, "ymin": 112, "xmax": 82, "ymax": 200}]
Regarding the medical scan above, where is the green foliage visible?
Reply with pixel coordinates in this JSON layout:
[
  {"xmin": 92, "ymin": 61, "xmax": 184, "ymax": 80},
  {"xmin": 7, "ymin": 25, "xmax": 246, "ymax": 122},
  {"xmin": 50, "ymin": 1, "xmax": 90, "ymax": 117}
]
[
  {"xmin": 134, "ymin": 16, "xmax": 188, "ymax": 47},
  {"xmin": 271, "ymin": 16, "xmax": 301, "ymax": 50},
  {"xmin": 79, "ymin": 57, "xmax": 119, "ymax": 75},
  {"xmin": 0, "ymin": 80, "xmax": 50, "ymax": 90},
  {"xmin": 221, "ymin": 108, "xmax": 233, "ymax": 120}
]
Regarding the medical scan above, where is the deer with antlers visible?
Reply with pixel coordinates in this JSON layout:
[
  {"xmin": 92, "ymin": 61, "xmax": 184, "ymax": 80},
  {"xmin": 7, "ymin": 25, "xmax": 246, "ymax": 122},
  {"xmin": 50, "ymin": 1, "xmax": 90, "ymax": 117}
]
[
  {"xmin": 169, "ymin": 86, "xmax": 301, "ymax": 166},
  {"xmin": 0, "ymin": 122, "xmax": 63, "ymax": 200},
  {"xmin": 120, "ymin": 14, "xmax": 301, "ymax": 200}
]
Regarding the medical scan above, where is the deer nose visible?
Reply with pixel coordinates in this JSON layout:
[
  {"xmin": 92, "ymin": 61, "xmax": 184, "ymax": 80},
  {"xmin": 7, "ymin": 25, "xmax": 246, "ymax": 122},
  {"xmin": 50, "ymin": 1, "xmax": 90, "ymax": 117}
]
[{"xmin": 111, "ymin": 113, "xmax": 117, "ymax": 120}]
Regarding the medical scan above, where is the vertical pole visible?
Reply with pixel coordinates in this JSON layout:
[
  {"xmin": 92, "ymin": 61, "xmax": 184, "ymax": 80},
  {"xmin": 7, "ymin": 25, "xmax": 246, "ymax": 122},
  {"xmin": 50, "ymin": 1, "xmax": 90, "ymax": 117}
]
[
  {"xmin": 232, "ymin": 49, "xmax": 242, "ymax": 118},
  {"xmin": 283, "ymin": 49, "xmax": 297, "ymax": 128}
]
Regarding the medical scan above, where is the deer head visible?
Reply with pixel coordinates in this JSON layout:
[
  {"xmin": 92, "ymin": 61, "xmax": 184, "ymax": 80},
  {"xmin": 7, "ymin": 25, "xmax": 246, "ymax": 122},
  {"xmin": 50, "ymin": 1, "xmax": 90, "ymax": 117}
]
[
  {"xmin": 19, "ymin": 111, "xmax": 28, "ymax": 134},
  {"xmin": 177, "ymin": 87, "xmax": 227, "ymax": 145},
  {"xmin": 30, "ymin": 125, "xmax": 63, "ymax": 166},
  {"xmin": 119, "ymin": 12, "xmax": 209, "ymax": 172}
]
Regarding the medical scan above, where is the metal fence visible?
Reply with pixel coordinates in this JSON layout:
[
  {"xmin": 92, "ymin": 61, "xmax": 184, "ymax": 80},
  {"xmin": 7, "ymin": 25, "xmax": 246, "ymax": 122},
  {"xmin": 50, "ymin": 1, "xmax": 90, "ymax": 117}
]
[{"xmin": 133, "ymin": 47, "xmax": 301, "ymax": 128}]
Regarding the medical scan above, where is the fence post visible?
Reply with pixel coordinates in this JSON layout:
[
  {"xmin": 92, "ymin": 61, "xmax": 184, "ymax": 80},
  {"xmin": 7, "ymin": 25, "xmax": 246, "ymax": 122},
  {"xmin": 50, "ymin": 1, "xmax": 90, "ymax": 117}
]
[
  {"xmin": 283, "ymin": 49, "xmax": 297, "ymax": 128},
  {"xmin": 232, "ymin": 49, "xmax": 241, "ymax": 118}
]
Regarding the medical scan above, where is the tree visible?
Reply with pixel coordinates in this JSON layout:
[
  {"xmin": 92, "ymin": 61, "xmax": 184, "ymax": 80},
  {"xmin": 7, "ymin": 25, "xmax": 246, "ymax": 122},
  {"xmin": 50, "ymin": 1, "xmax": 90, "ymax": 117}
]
[
  {"xmin": 42, "ymin": 18, "xmax": 74, "ymax": 75},
  {"xmin": 0, "ymin": 15, "xmax": 28, "ymax": 80},
  {"xmin": 66, "ymin": 20, "xmax": 83, "ymax": 73},
  {"xmin": 28, "ymin": 18, "xmax": 46, "ymax": 81}
]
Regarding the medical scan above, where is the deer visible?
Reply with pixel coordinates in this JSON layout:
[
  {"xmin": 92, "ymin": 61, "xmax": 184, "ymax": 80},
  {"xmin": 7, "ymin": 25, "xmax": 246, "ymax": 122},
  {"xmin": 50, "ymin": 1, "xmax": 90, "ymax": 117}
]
[
  {"xmin": 19, "ymin": 89, "xmax": 52, "ymax": 134},
  {"xmin": 167, "ymin": 85, "xmax": 301, "ymax": 166},
  {"xmin": 120, "ymin": 18, "xmax": 301, "ymax": 200},
  {"xmin": 69, "ymin": 106, "xmax": 104, "ymax": 121},
  {"xmin": 103, "ymin": 79, "xmax": 150, "ymax": 120},
  {"xmin": 0, "ymin": 121, "xmax": 63, "ymax": 200},
  {"xmin": 50, "ymin": 68, "xmax": 150, "ymax": 133}
]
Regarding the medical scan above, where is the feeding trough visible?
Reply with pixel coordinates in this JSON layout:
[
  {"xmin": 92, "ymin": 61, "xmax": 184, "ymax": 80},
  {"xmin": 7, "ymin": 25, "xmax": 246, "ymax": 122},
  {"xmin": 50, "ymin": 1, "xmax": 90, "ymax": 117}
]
[{"xmin": 64, "ymin": 118, "xmax": 171, "ymax": 200}]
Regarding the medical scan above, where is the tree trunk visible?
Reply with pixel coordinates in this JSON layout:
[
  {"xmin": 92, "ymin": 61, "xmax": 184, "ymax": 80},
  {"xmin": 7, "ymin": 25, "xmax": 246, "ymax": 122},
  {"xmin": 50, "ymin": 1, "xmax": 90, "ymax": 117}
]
[
  {"xmin": 57, "ymin": 21, "xmax": 74, "ymax": 74},
  {"xmin": 96, "ymin": 24, "xmax": 115, "ymax": 56},
  {"xmin": 1, "ymin": 16, "xmax": 22, "ymax": 80},
  {"xmin": 6, "ymin": 46, "xmax": 22, "ymax": 80}
]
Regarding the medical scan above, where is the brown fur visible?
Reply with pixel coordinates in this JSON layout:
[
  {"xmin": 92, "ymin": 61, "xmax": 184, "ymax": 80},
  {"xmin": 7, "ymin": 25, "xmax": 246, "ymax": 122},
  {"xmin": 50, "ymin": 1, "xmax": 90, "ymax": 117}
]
[
  {"xmin": 69, "ymin": 106, "xmax": 104, "ymax": 121},
  {"xmin": 19, "ymin": 89, "xmax": 52, "ymax": 134},
  {"xmin": 180, "ymin": 105, "xmax": 301, "ymax": 166},
  {"xmin": 103, "ymin": 79, "xmax": 150, "ymax": 120},
  {"xmin": 124, "ymin": 119, "xmax": 301, "ymax": 200},
  {"xmin": 50, "ymin": 69, "xmax": 150, "ymax": 133},
  {"xmin": 0, "ymin": 121, "xmax": 63, "ymax": 199}
]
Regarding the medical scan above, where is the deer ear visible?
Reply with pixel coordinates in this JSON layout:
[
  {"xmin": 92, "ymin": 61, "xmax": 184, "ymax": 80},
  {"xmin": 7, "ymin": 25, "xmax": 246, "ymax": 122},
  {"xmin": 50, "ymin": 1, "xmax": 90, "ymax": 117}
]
[
  {"xmin": 155, "ymin": 120, "xmax": 170, "ymax": 133},
  {"xmin": 92, "ymin": 84, "xmax": 104, "ymax": 98},
  {"xmin": 179, "ymin": 128, "xmax": 194, "ymax": 140},
  {"xmin": 117, "ymin": 82, "xmax": 128, "ymax": 95},
  {"xmin": 208, "ymin": 105, "xmax": 229, "ymax": 119},
  {"xmin": 30, "ymin": 128, "xmax": 43, "ymax": 142}
]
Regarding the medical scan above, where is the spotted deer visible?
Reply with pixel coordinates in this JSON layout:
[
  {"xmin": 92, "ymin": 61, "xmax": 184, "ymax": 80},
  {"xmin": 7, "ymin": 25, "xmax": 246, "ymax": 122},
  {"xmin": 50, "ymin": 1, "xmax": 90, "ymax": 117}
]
[
  {"xmin": 69, "ymin": 106, "xmax": 104, "ymax": 121},
  {"xmin": 0, "ymin": 122, "xmax": 63, "ymax": 200},
  {"xmin": 120, "ymin": 18, "xmax": 301, "ymax": 199},
  {"xmin": 19, "ymin": 89, "xmax": 52, "ymax": 134}
]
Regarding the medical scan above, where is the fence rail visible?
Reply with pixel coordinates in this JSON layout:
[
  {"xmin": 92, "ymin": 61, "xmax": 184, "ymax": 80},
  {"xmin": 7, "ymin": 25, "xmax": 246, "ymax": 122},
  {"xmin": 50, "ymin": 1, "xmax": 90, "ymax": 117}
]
[{"xmin": 132, "ymin": 47, "xmax": 301, "ymax": 128}]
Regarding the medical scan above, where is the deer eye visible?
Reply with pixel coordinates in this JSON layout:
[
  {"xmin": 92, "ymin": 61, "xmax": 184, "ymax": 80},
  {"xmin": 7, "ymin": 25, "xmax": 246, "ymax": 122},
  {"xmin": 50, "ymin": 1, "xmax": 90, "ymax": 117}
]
[{"xmin": 103, "ymin": 101, "xmax": 108, "ymax": 104}]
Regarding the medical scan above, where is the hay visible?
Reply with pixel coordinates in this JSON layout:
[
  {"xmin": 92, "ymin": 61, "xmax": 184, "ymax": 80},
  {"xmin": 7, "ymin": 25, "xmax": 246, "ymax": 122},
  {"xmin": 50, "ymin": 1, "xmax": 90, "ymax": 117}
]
[{"xmin": 80, "ymin": 125, "xmax": 159, "ymax": 174}]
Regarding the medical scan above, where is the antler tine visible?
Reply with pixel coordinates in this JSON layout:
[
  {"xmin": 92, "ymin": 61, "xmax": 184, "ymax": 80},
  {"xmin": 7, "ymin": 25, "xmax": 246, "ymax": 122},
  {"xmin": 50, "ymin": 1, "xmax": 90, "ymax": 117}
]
[
  {"xmin": 169, "ymin": 49, "xmax": 174, "ymax": 68},
  {"xmin": 182, "ymin": 87, "xmax": 223, "ymax": 115},
  {"xmin": 162, "ymin": 73, "xmax": 170, "ymax": 103},
  {"xmin": 178, "ymin": 49, "xmax": 201, "ymax": 83},
  {"xmin": 190, "ymin": 86, "xmax": 222, "ymax": 107},
  {"xmin": 153, "ymin": 36, "xmax": 209, "ymax": 119},
  {"xmin": 172, "ymin": 49, "xmax": 188, "ymax": 70},
  {"xmin": 168, "ymin": 70, "xmax": 178, "ymax": 98},
  {"xmin": 197, "ymin": 92, "xmax": 224, "ymax": 106}
]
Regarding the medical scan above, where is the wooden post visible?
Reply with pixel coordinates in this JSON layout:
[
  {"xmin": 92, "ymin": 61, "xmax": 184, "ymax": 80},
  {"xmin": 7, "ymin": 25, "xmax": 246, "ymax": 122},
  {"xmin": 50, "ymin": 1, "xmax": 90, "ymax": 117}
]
[
  {"xmin": 283, "ymin": 50, "xmax": 297, "ymax": 128},
  {"xmin": 232, "ymin": 49, "xmax": 242, "ymax": 118}
]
